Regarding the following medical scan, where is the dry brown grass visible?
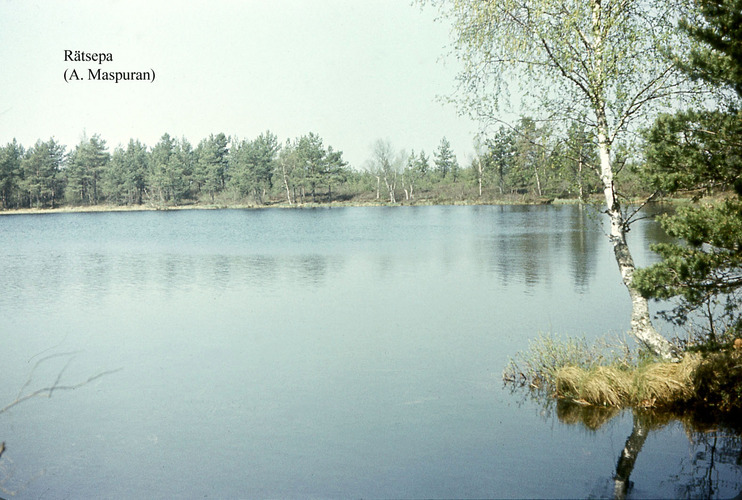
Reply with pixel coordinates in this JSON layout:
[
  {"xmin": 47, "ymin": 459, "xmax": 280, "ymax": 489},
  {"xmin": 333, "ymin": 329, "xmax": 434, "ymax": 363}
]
[
  {"xmin": 631, "ymin": 354, "xmax": 699, "ymax": 406},
  {"xmin": 555, "ymin": 354, "xmax": 702, "ymax": 408}
]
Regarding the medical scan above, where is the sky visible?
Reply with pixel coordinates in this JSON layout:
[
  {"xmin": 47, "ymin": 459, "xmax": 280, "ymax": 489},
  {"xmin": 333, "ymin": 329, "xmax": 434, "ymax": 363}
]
[{"xmin": 0, "ymin": 0, "xmax": 481, "ymax": 169}]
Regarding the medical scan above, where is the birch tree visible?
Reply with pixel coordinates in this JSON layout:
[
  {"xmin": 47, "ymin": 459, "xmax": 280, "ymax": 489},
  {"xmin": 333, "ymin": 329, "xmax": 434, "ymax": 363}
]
[
  {"xmin": 421, "ymin": 0, "xmax": 695, "ymax": 358},
  {"xmin": 276, "ymin": 139, "xmax": 299, "ymax": 205},
  {"xmin": 403, "ymin": 150, "xmax": 420, "ymax": 200},
  {"xmin": 371, "ymin": 139, "xmax": 402, "ymax": 203}
]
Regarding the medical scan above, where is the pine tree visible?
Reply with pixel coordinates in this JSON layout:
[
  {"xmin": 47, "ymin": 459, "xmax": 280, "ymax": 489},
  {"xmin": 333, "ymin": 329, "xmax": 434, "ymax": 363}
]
[
  {"xmin": 65, "ymin": 134, "xmax": 109, "ymax": 205},
  {"xmin": 434, "ymin": 137, "xmax": 458, "ymax": 180},
  {"xmin": 635, "ymin": 0, "xmax": 742, "ymax": 342},
  {"xmin": 0, "ymin": 140, "xmax": 24, "ymax": 209},
  {"xmin": 21, "ymin": 139, "xmax": 66, "ymax": 208},
  {"xmin": 677, "ymin": 0, "xmax": 742, "ymax": 95}
]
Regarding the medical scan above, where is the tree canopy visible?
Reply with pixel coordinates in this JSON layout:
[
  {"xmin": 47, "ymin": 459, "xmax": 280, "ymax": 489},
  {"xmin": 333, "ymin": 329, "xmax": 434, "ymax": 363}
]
[
  {"xmin": 420, "ymin": 0, "xmax": 699, "ymax": 358},
  {"xmin": 635, "ymin": 0, "xmax": 742, "ymax": 343}
]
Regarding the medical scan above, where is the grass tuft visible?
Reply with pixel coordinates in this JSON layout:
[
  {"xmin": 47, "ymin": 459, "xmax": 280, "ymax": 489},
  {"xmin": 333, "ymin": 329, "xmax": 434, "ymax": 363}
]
[
  {"xmin": 504, "ymin": 333, "xmax": 742, "ymax": 411},
  {"xmin": 631, "ymin": 355, "xmax": 699, "ymax": 406},
  {"xmin": 502, "ymin": 333, "xmax": 632, "ymax": 391},
  {"xmin": 554, "ymin": 354, "xmax": 701, "ymax": 408}
]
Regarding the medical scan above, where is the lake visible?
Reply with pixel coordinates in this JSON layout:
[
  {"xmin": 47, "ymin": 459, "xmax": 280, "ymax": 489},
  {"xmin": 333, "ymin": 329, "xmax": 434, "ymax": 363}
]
[{"xmin": 0, "ymin": 205, "xmax": 740, "ymax": 498}]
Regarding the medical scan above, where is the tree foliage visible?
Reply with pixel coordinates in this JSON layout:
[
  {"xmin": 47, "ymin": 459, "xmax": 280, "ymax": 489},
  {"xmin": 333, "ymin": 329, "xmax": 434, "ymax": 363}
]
[
  {"xmin": 434, "ymin": 137, "xmax": 459, "ymax": 181},
  {"xmin": 230, "ymin": 131, "xmax": 280, "ymax": 204},
  {"xmin": 65, "ymin": 134, "xmax": 109, "ymax": 205},
  {"xmin": 677, "ymin": 0, "xmax": 742, "ymax": 96},
  {"xmin": 420, "ymin": 0, "xmax": 698, "ymax": 358},
  {"xmin": 0, "ymin": 124, "xmax": 641, "ymax": 210},
  {"xmin": 0, "ymin": 139, "xmax": 23, "ymax": 209},
  {"xmin": 21, "ymin": 138, "xmax": 66, "ymax": 208},
  {"xmin": 635, "ymin": 0, "xmax": 742, "ymax": 342}
]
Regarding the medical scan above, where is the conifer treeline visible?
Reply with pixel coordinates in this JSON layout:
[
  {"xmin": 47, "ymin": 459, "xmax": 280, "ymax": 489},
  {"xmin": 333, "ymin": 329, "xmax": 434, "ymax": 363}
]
[
  {"xmin": 0, "ymin": 120, "xmax": 610, "ymax": 210},
  {"xmin": 0, "ymin": 131, "xmax": 349, "ymax": 209}
]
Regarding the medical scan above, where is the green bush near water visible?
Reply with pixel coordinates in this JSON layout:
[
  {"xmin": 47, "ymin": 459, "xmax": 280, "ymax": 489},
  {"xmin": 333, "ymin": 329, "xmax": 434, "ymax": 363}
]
[{"xmin": 692, "ymin": 349, "xmax": 742, "ymax": 413}]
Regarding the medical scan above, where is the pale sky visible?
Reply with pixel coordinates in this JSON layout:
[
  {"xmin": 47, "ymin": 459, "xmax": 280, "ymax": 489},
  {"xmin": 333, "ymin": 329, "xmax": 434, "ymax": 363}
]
[{"xmin": 0, "ymin": 0, "xmax": 480, "ymax": 169}]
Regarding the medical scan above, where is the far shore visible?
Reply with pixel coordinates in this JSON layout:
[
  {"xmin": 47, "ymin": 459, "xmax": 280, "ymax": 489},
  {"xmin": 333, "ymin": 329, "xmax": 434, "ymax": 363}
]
[{"xmin": 0, "ymin": 196, "xmax": 694, "ymax": 216}]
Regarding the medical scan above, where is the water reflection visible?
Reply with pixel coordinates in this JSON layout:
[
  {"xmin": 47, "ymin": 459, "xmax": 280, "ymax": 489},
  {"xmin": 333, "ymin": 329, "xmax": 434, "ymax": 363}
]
[
  {"xmin": 679, "ymin": 426, "xmax": 742, "ymax": 499},
  {"xmin": 1, "ymin": 205, "xmax": 669, "ymax": 302},
  {"xmin": 473, "ymin": 205, "xmax": 604, "ymax": 292},
  {"xmin": 1, "ymin": 252, "xmax": 344, "ymax": 300},
  {"xmin": 567, "ymin": 204, "xmax": 601, "ymax": 293},
  {"xmin": 556, "ymin": 400, "xmax": 742, "ymax": 499},
  {"xmin": 0, "ymin": 206, "xmax": 697, "ymax": 498},
  {"xmin": 494, "ymin": 233, "xmax": 553, "ymax": 289}
]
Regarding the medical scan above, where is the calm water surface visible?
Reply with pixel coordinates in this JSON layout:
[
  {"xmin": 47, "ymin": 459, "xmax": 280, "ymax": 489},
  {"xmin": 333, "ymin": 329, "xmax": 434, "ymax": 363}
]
[{"xmin": 0, "ymin": 205, "xmax": 740, "ymax": 498}]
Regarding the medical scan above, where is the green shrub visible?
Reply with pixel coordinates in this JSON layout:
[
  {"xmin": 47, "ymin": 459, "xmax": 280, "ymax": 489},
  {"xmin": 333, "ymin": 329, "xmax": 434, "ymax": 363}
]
[{"xmin": 692, "ymin": 349, "xmax": 742, "ymax": 412}]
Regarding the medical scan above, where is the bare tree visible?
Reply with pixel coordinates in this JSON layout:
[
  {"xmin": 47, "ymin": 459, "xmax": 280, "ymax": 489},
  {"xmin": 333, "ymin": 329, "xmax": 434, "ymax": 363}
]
[{"xmin": 371, "ymin": 139, "xmax": 404, "ymax": 203}]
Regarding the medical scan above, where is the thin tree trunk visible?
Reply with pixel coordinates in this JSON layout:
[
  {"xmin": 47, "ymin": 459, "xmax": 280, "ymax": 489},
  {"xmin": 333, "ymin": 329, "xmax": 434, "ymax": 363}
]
[
  {"xmin": 596, "ymin": 124, "xmax": 676, "ymax": 360},
  {"xmin": 384, "ymin": 174, "xmax": 396, "ymax": 203},
  {"xmin": 283, "ymin": 176, "xmax": 292, "ymax": 205},
  {"xmin": 534, "ymin": 165, "xmax": 542, "ymax": 197},
  {"xmin": 589, "ymin": 0, "xmax": 675, "ymax": 360},
  {"xmin": 478, "ymin": 159, "xmax": 483, "ymax": 197}
]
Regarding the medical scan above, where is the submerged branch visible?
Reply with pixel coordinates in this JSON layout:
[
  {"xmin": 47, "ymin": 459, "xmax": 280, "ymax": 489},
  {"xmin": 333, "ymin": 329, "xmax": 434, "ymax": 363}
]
[
  {"xmin": 0, "ymin": 368, "xmax": 123, "ymax": 414},
  {"xmin": 1, "ymin": 368, "xmax": 122, "ymax": 415},
  {"xmin": 2, "ymin": 353, "xmax": 123, "ymax": 416},
  {"xmin": 17, "ymin": 350, "xmax": 83, "ymax": 401}
]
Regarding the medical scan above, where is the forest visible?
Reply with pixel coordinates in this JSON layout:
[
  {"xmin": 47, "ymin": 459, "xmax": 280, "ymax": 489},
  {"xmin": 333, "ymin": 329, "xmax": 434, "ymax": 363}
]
[{"xmin": 0, "ymin": 118, "xmax": 633, "ymax": 211}]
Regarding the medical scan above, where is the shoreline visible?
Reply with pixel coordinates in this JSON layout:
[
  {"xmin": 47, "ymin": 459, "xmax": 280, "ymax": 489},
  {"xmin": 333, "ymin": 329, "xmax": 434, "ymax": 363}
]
[
  {"xmin": 0, "ymin": 198, "xmax": 559, "ymax": 216},
  {"xmin": 0, "ymin": 196, "xmax": 690, "ymax": 216}
]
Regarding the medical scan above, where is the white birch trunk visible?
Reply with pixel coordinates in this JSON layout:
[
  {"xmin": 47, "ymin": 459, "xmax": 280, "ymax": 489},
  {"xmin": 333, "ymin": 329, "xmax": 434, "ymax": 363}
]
[
  {"xmin": 597, "ymin": 125, "xmax": 675, "ymax": 360},
  {"xmin": 591, "ymin": 0, "xmax": 675, "ymax": 360},
  {"xmin": 280, "ymin": 161, "xmax": 292, "ymax": 205},
  {"xmin": 385, "ymin": 176, "xmax": 396, "ymax": 203},
  {"xmin": 477, "ymin": 158, "xmax": 483, "ymax": 197},
  {"xmin": 283, "ymin": 177, "xmax": 292, "ymax": 205},
  {"xmin": 534, "ymin": 166, "xmax": 542, "ymax": 197}
]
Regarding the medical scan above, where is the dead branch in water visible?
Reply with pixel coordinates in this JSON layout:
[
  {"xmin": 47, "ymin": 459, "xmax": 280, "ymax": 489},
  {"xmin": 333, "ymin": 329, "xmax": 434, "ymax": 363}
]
[
  {"xmin": 0, "ymin": 351, "xmax": 121, "ymax": 497},
  {"xmin": 1, "ymin": 351, "xmax": 122, "ymax": 415},
  {"xmin": 1, "ymin": 368, "xmax": 122, "ymax": 415}
]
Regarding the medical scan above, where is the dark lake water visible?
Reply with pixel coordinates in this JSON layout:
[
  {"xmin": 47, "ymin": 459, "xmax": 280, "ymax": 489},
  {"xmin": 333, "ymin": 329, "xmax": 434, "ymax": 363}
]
[{"xmin": 0, "ymin": 205, "xmax": 740, "ymax": 498}]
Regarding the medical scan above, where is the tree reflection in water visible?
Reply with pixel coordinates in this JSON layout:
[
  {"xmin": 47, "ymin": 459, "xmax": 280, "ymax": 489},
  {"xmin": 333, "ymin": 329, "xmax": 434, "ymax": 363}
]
[{"xmin": 555, "ymin": 400, "xmax": 742, "ymax": 499}]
